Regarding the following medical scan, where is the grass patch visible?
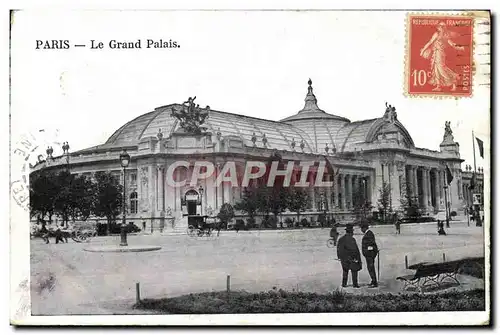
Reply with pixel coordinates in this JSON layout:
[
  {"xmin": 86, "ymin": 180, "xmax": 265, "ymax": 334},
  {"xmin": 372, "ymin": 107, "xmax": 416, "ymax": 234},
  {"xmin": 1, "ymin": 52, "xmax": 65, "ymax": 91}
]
[{"xmin": 134, "ymin": 288, "xmax": 485, "ymax": 314}]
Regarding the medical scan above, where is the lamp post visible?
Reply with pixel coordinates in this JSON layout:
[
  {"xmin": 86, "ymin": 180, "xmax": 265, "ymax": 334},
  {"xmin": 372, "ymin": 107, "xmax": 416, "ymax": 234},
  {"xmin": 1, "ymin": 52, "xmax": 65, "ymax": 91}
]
[
  {"xmin": 120, "ymin": 149, "xmax": 131, "ymax": 246},
  {"xmin": 320, "ymin": 192, "xmax": 327, "ymax": 227},
  {"xmin": 198, "ymin": 185, "xmax": 204, "ymax": 216}
]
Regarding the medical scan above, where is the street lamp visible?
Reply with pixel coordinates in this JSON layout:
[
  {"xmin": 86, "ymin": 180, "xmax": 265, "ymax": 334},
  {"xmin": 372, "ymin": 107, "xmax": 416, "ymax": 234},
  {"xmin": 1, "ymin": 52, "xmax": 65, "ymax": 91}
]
[
  {"xmin": 120, "ymin": 149, "xmax": 131, "ymax": 246},
  {"xmin": 198, "ymin": 185, "xmax": 204, "ymax": 216},
  {"xmin": 320, "ymin": 192, "xmax": 327, "ymax": 227}
]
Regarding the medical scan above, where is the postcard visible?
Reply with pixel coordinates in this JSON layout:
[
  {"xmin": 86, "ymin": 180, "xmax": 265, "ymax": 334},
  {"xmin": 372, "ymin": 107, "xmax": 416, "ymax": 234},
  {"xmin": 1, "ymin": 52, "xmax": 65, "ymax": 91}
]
[{"xmin": 9, "ymin": 9, "xmax": 490, "ymax": 326}]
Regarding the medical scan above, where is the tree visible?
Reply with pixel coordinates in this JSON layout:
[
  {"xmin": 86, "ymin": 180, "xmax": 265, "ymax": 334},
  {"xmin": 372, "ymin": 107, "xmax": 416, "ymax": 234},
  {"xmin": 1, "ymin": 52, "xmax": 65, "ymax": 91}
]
[
  {"xmin": 29, "ymin": 170, "xmax": 59, "ymax": 223},
  {"xmin": 234, "ymin": 187, "xmax": 259, "ymax": 227},
  {"xmin": 352, "ymin": 185, "xmax": 373, "ymax": 223},
  {"xmin": 399, "ymin": 180, "xmax": 422, "ymax": 220},
  {"xmin": 92, "ymin": 171, "xmax": 123, "ymax": 231},
  {"xmin": 67, "ymin": 174, "xmax": 94, "ymax": 223},
  {"xmin": 217, "ymin": 203, "xmax": 235, "ymax": 230},
  {"xmin": 377, "ymin": 182, "xmax": 391, "ymax": 223},
  {"xmin": 270, "ymin": 187, "xmax": 290, "ymax": 227},
  {"xmin": 53, "ymin": 170, "xmax": 75, "ymax": 226},
  {"xmin": 287, "ymin": 189, "xmax": 310, "ymax": 225}
]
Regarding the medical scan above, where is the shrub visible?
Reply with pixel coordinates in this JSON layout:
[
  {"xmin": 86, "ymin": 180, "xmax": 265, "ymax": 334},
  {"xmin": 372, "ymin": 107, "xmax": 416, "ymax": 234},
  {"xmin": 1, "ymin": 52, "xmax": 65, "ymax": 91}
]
[
  {"xmin": 245, "ymin": 217, "xmax": 255, "ymax": 230},
  {"xmin": 267, "ymin": 216, "xmax": 278, "ymax": 228},
  {"xmin": 450, "ymin": 211, "xmax": 457, "ymax": 217},
  {"xmin": 300, "ymin": 218, "xmax": 310, "ymax": 228},
  {"xmin": 108, "ymin": 222, "xmax": 141, "ymax": 234},
  {"xmin": 135, "ymin": 289, "xmax": 485, "ymax": 314},
  {"xmin": 234, "ymin": 219, "xmax": 245, "ymax": 231}
]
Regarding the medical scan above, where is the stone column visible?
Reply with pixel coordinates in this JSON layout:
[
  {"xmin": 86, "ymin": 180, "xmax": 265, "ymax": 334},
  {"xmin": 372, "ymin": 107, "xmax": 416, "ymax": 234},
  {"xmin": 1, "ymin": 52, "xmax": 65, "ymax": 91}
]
[
  {"xmin": 427, "ymin": 169, "xmax": 433, "ymax": 209},
  {"xmin": 393, "ymin": 163, "xmax": 405, "ymax": 210},
  {"xmin": 340, "ymin": 174, "xmax": 346, "ymax": 210},
  {"xmin": 432, "ymin": 169, "xmax": 441, "ymax": 210},
  {"xmin": 439, "ymin": 170, "xmax": 445, "ymax": 208},
  {"xmin": 351, "ymin": 175, "xmax": 357, "ymax": 208},
  {"xmin": 148, "ymin": 164, "xmax": 154, "ymax": 211},
  {"xmin": 216, "ymin": 163, "xmax": 223, "ymax": 210},
  {"xmin": 413, "ymin": 166, "xmax": 419, "ymax": 203},
  {"xmin": 148, "ymin": 164, "xmax": 156, "ymax": 231},
  {"xmin": 309, "ymin": 172, "xmax": 316, "ymax": 211},
  {"xmin": 422, "ymin": 167, "xmax": 429, "ymax": 211},
  {"xmin": 408, "ymin": 166, "xmax": 414, "ymax": 197},
  {"xmin": 223, "ymin": 179, "xmax": 232, "ymax": 207},
  {"xmin": 157, "ymin": 165, "xmax": 164, "ymax": 211},
  {"xmin": 346, "ymin": 174, "xmax": 352, "ymax": 209},
  {"xmin": 332, "ymin": 173, "xmax": 338, "ymax": 210},
  {"xmin": 366, "ymin": 175, "xmax": 373, "ymax": 205},
  {"xmin": 326, "ymin": 177, "xmax": 333, "ymax": 212}
]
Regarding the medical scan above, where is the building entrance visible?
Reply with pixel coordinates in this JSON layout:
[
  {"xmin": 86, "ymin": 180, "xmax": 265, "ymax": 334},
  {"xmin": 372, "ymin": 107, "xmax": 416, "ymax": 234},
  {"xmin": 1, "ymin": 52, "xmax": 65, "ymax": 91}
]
[{"xmin": 187, "ymin": 201, "xmax": 197, "ymax": 215}]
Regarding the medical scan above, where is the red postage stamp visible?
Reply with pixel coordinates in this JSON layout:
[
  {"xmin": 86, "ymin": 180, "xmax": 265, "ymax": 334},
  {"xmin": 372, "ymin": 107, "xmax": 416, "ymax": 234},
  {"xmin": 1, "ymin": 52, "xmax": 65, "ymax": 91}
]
[{"xmin": 406, "ymin": 14, "xmax": 474, "ymax": 97}]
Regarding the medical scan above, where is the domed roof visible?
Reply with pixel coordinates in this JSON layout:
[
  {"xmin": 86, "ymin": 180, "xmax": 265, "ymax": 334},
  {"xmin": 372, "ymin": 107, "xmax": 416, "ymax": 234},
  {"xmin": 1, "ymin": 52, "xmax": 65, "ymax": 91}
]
[
  {"xmin": 77, "ymin": 82, "xmax": 414, "ymax": 156},
  {"xmin": 280, "ymin": 79, "xmax": 350, "ymax": 123},
  {"xmin": 94, "ymin": 103, "xmax": 317, "ymax": 153},
  {"xmin": 281, "ymin": 79, "xmax": 351, "ymax": 152}
]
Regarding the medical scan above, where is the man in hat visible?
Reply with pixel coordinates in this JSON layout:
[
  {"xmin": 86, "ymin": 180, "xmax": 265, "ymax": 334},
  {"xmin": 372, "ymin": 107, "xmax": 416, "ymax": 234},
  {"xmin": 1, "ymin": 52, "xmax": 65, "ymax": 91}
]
[
  {"xmin": 336, "ymin": 224, "xmax": 362, "ymax": 288},
  {"xmin": 360, "ymin": 223, "xmax": 379, "ymax": 288}
]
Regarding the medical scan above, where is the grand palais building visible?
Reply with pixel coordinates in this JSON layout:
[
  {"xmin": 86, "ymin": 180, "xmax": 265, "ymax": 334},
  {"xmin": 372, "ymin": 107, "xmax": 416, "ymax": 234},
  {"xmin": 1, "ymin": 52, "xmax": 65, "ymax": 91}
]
[{"xmin": 31, "ymin": 80, "xmax": 483, "ymax": 232}]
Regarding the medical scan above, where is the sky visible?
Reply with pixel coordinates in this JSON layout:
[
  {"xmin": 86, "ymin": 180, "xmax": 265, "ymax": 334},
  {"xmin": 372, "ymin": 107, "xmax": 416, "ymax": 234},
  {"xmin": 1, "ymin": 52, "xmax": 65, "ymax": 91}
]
[{"xmin": 10, "ymin": 10, "xmax": 490, "ymax": 172}]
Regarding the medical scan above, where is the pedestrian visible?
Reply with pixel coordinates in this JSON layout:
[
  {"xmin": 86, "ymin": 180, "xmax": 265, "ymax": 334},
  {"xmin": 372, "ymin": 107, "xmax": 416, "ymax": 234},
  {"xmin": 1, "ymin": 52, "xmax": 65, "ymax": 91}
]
[
  {"xmin": 60, "ymin": 223, "xmax": 69, "ymax": 243},
  {"xmin": 395, "ymin": 213, "xmax": 401, "ymax": 235},
  {"xmin": 329, "ymin": 224, "xmax": 339, "ymax": 246},
  {"xmin": 336, "ymin": 224, "xmax": 362, "ymax": 288},
  {"xmin": 54, "ymin": 225, "xmax": 66, "ymax": 244},
  {"xmin": 360, "ymin": 223, "xmax": 379, "ymax": 288},
  {"xmin": 437, "ymin": 220, "xmax": 446, "ymax": 235},
  {"xmin": 40, "ymin": 221, "xmax": 50, "ymax": 244}
]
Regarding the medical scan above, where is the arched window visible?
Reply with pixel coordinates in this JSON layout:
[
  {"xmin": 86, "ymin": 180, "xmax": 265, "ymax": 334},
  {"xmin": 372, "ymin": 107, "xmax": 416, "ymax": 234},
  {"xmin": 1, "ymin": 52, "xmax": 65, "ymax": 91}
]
[{"xmin": 130, "ymin": 192, "xmax": 138, "ymax": 214}]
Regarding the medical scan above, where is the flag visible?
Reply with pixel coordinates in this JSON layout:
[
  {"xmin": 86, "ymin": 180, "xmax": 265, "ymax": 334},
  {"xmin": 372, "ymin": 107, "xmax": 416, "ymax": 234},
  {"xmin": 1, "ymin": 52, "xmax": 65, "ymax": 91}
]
[
  {"xmin": 469, "ymin": 172, "xmax": 476, "ymax": 190},
  {"xmin": 475, "ymin": 137, "xmax": 484, "ymax": 158},
  {"xmin": 446, "ymin": 165, "xmax": 454, "ymax": 185},
  {"xmin": 322, "ymin": 155, "xmax": 335, "ymax": 175}
]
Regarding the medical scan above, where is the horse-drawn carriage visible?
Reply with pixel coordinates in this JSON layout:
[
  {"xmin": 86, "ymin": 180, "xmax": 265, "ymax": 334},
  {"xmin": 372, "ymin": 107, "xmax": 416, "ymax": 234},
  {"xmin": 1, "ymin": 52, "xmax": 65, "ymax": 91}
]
[
  {"xmin": 31, "ymin": 223, "xmax": 97, "ymax": 243},
  {"xmin": 186, "ymin": 215, "xmax": 221, "ymax": 238}
]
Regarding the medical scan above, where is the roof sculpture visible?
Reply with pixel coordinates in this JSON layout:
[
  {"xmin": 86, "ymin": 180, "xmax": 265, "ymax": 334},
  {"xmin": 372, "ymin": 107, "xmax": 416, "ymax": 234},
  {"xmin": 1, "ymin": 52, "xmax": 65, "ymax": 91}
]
[{"xmin": 76, "ymin": 80, "xmax": 415, "ymax": 155}]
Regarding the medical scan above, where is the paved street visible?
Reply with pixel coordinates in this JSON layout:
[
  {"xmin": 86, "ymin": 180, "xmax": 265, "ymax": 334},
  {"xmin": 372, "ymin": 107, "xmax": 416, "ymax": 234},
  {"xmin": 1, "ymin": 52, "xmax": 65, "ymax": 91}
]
[{"xmin": 30, "ymin": 221, "xmax": 485, "ymax": 315}]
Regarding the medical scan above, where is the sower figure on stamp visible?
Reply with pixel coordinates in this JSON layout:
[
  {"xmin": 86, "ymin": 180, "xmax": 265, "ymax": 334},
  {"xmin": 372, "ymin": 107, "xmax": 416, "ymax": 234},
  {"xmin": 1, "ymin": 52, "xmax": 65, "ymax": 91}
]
[
  {"xmin": 360, "ymin": 223, "xmax": 379, "ymax": 288},
  {"xmin": 419, "ymin": 22, "xmax": 465, "ymax": 92},
  {"xmin": 337, "ymin": 224, "xmax": 362, "ymax": 288}
]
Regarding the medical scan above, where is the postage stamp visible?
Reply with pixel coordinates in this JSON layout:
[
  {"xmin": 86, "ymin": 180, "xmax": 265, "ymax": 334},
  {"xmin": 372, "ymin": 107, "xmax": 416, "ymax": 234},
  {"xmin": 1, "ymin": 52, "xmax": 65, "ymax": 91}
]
[
  {"xmin": 405, "ymin": 14, "xmax": 474, "ymax": 97},
  {"xmin": 9, "ymin": 9, "xmax": 490, "ymax": 326}
]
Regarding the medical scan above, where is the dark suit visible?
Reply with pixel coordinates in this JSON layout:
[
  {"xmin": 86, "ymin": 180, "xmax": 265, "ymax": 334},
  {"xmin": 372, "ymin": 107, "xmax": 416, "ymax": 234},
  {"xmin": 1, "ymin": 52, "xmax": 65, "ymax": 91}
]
[
  {"xmin": 337, "ymin": 234, "xmax": 362, "ymax": 287},
  {"xmin": 361, "ymin": 229, "xmax": 378, "ymax": 285}
]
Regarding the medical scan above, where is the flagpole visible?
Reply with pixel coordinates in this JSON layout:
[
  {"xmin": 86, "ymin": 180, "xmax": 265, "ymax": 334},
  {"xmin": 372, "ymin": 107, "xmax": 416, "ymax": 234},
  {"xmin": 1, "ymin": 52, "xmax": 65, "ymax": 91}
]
[
  {"xmin": 472, "ymin": 130, "xmax": 477, "ymax": 174},
  {"xmin": 472, "ymin": 130, "xmax": 479, "ymax": 227}
]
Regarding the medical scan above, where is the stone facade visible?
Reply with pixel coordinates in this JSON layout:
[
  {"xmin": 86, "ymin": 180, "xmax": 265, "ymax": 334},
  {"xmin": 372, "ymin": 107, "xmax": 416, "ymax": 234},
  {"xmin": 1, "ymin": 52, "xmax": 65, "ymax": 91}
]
[{"xmin": 32, "ymin": 80, "xmax": 478, "ymax": 232}]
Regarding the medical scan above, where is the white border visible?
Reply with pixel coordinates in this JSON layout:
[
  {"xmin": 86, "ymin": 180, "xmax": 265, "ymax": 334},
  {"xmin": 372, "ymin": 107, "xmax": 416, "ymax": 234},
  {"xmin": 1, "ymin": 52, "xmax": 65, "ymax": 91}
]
[{"xmin": 5, "ymin": 0, "xmax": 495, "ymax": 328}]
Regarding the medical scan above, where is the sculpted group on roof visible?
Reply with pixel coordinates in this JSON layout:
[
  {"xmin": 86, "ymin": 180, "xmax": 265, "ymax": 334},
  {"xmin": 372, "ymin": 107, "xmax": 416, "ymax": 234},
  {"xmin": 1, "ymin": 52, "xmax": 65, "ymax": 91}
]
[{"xmin": 171, "ymin": 96, "xmax": 210, "ymax": 134}]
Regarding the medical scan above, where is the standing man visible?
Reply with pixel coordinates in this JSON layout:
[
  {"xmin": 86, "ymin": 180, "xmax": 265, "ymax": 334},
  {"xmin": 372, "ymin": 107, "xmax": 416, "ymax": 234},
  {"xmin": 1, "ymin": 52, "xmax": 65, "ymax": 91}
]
[
  {"xmin": 337, "ymin": 225, "xmax": 362, "ymax": 288},
  {"xmin": 360, "ymin": 223, "xmax": 379, "ymax": 288}
]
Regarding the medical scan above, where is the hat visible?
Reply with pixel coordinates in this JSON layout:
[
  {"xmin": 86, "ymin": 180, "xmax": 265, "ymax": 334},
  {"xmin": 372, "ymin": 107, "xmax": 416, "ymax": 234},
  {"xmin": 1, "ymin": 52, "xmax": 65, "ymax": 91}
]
[
  {"xmin": 359, "ymin": 222, "xmax": 369, "ymax": 229},
  {"xmin": 345, "ymin": 225, "xmax": 354, "ymax": 232}
]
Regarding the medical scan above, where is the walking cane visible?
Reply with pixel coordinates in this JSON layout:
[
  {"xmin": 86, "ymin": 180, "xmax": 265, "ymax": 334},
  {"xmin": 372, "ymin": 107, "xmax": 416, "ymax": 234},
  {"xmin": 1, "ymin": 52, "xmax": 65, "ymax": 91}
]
[{"xmin": 377, "ymin": 251, "xmax": 380, "ymax": 281}]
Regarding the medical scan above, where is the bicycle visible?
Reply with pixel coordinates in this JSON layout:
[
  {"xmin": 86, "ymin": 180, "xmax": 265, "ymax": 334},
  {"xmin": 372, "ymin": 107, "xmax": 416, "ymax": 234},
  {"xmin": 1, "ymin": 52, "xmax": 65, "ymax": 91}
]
[{"xmin": 326, "ymin": 238, "xmax": 337, "ymax": 248}]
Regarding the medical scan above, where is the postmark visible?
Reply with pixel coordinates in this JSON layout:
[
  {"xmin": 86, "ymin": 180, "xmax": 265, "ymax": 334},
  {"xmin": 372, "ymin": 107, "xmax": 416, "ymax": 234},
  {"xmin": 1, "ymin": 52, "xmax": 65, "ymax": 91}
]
[
  {"xmin": 11, "ymin": 130, "xmax": 61, "ymax": 212},
  {"xmin": 405, "ymin": 14, "xmax": 474, "ymax": 97}
]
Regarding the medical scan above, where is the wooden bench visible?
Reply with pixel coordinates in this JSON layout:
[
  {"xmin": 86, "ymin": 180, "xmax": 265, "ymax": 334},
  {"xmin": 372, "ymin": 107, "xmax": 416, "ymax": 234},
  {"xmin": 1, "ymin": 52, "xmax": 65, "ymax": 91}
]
[{"xmin": 397, "ymin": 257, "xmax": 484, "ymax": 292}]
